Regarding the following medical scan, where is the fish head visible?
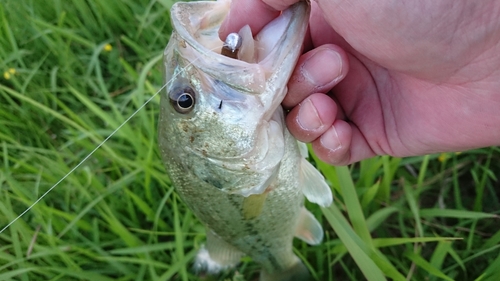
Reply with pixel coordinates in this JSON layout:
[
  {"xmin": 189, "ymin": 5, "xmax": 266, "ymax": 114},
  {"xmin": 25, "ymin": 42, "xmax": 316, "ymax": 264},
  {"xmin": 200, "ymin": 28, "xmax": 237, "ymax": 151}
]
[{"xmin": 159, "ymin": 0, "xmax": 310, "ymax": 196}]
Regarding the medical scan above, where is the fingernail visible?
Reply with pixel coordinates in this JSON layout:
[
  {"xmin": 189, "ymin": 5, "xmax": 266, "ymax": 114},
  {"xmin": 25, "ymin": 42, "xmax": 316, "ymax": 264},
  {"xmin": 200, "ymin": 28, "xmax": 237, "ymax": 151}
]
[
  {"xmin": 297, "ymin": 98, "xmax": 323, "ymax": 130},
  {"xmin": 320, "ymin": 126, "xmax": 342, "ymax": 151},
  {"xmin": 301, "ymin": 49, "xmax": 342, "ymax": 86}
]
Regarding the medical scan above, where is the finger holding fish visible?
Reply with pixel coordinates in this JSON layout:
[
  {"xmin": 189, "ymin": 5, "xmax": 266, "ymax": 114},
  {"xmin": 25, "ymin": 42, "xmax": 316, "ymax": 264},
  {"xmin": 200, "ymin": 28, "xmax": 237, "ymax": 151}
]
[
  {"xmin": 283, "ymin": 43, "xmax": 348, "ymax": 144},
  {"xmin": 282, "ymin": 44, "xmax": 348, "ymax": 109},
  {"xmin": 286, "ymin": 93, "xmax": 337, "ymax": 143},
  {"xmin": 218, "ymin": 0, "xmax": 282, "ymax": 38},
  {"xmin": 311, "ymin": 119, "xmax": 377, "ymax": 165},
  {"xmin": 218, "ymin": 0, "xmax": 307, "ymax": 38}
]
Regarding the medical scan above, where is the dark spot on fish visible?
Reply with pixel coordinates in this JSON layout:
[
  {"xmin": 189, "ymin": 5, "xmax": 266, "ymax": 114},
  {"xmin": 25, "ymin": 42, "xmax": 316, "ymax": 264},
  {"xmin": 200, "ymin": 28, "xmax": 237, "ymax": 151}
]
[
  {"xmin": 179, "ymin": 122, "xmax": 190, "ymax": 132},
  {"xmin": 201, "ymin": 149, "xmax": 207, "ymax": 156},
  {"xmin": 196, "ymin": 169, "xmax": 224, "ymax": 189},
  {"xmin": 228, "ymin": 196, "xmax": 240, "ymax": 209},
  {"xmin": 246, "ymin": 223, "xmax": 259, "ymax": 236},
  {"xmin": 190, "ymin": 136, "xmax": 194, "ymax": 143},
  {"xmin": 179, "ymin": 39, "xmax": 186, "ymax": 48},
  {"xmin": 269, "ymin": 254, "xmax": 280, "ymax": 271},
  {"xmin": 264, "ymin": 184, "xmax": 275, "ymax": 193},
  {"xmin": 204, "ymin": 178, "xmax": 223, "ymax": 189},
  {"xmin": 218, "ymin": 100, "xmax": 223, "ymax": 109}
]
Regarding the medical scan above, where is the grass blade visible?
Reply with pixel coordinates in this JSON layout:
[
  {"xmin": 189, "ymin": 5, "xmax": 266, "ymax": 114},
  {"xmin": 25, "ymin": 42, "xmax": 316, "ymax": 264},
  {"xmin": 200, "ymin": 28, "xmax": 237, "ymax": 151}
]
[
  {"xmin": 322, "ymin": 205, "xmax": 387, "ymax": 281},
  {"xmin": 336, "ymin": 166, "xmax": 372, "ymax": 244}
]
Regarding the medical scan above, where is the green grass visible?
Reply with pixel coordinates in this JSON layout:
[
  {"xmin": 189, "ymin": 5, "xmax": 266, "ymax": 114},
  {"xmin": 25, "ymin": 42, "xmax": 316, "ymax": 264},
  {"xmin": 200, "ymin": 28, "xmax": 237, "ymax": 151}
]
[{"xmin": 1, "ymin": 0, "xmax": 499, "ymax": 280}]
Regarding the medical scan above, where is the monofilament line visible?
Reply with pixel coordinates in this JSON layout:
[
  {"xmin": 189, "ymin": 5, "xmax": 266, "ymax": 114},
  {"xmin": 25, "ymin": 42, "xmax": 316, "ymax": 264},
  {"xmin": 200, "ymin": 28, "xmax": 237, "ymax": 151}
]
[
  {"xmin": 0, "ymin": 83, "xmax": 168, "ymax": 234},
  {"xmin": 0, "ymin": 45, "xmax": 219, "ymax": 234}
]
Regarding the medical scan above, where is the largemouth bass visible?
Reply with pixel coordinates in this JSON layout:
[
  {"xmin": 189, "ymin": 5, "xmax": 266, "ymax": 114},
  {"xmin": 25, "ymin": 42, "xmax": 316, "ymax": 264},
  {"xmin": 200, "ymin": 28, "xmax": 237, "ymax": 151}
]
[{"xmin": 158, "ymin": 0, "xmax": 333, "ymax": 280}]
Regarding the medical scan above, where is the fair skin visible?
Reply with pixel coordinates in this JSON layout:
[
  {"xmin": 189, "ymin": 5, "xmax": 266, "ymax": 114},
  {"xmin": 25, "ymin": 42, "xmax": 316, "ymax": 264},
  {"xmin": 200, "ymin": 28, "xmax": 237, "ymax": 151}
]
[{"xmin": 219, "ymin": 0, "xmax": 500, "ymax": 165}]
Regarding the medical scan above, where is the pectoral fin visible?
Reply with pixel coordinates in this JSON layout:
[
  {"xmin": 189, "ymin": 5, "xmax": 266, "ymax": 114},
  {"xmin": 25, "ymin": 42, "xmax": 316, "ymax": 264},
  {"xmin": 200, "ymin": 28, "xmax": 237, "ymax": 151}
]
[
  {"xmin": 294, "ymin": 207, "xmax": 323, "ymax": 245},
  {"xmin": 242, "ymin": 192, "xmax": 268, "ymax": 220},
  {"xmin": 297, "ymin": 141, "xmax": 309, "ymax": 159},
  {"xmin": 300, "ymin": 158, "xmax": 333, "ymax": 207}
]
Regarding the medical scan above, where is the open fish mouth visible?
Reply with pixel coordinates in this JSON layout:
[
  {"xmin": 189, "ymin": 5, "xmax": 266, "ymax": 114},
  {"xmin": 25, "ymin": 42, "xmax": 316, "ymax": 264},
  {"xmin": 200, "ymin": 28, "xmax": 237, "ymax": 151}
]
[{"xmin": 168, "ymin": 0, "xmax": 309, "ymax": 96}]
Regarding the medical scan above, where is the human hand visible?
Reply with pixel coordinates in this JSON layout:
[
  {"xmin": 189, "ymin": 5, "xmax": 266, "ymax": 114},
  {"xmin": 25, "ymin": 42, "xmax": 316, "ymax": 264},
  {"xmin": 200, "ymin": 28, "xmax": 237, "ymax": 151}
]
[{"xmin": 219, "ymin": 0, "xmax": 500, "ymax": 165}]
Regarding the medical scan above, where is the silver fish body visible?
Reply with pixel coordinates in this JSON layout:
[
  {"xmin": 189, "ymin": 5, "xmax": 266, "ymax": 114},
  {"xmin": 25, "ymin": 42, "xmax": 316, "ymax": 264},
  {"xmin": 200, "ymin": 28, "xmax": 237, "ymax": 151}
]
[{"xmin": 158, "ymin": 1, "xmax": 333, "ymax": 280}]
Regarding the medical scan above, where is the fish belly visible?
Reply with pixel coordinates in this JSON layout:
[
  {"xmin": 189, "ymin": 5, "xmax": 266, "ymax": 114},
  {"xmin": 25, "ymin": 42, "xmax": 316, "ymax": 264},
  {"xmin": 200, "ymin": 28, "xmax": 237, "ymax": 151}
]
[{"xmin": 164, "ymin": 129, "xmax": 305, "ymax": 274}]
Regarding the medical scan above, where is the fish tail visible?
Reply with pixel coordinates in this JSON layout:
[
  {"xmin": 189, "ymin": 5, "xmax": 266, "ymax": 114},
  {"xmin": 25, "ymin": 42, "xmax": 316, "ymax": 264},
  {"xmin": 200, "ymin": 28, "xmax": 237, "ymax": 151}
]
[{"xmin": 259, "ymin": 257, "xmax": 311, "ymax": 281}]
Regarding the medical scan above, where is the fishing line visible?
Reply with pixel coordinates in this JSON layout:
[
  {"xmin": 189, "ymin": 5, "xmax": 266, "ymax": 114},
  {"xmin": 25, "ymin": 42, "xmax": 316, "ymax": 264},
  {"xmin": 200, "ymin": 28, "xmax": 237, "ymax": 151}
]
[
  {"xmin": 0, "ymin": 83, "xmax": 165, "ymax": 234},
  {"xmin": 0, "ymin": 48, "xmax": 216, "ymax": 234}
]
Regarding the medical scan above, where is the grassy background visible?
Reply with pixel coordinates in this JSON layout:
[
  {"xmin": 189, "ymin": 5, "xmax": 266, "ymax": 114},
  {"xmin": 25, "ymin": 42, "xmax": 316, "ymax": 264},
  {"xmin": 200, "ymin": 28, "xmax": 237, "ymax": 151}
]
[{"xmin": 1, "ymin": 0, "xmax": 499, "ymax": 280}]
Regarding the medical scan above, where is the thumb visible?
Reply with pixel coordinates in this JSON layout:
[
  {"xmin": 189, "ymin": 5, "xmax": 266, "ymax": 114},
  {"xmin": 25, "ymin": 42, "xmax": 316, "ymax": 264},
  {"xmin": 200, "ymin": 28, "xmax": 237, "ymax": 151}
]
[
  {"xmin": 219, "ymin": 0, "xmax": 300, "ymax": 39},
  {"xmin": 263, "ymin": 0, "xmax": 302, "ymax": 10}
]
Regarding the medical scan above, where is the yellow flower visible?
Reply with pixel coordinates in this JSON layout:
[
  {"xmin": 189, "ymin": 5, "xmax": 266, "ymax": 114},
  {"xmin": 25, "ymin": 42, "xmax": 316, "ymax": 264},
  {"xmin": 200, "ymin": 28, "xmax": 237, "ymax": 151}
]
[
  {"xmin": 438, "ymin": 153, "xmax": 447, "ymax": 162},
  {"xmin": 3, "ymin": 68, "xmax": 16, "ymax": 79},
  {"xmin": 104, "ymin": 44, "xmax": 113, "ymax": 52}
]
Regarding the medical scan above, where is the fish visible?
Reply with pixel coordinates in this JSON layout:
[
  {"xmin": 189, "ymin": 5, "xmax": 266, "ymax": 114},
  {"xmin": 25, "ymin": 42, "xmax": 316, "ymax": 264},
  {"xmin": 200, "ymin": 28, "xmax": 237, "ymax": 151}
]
[{"xmin": 158, "ymin": 0, "xmax": 333, "ymax": 280}]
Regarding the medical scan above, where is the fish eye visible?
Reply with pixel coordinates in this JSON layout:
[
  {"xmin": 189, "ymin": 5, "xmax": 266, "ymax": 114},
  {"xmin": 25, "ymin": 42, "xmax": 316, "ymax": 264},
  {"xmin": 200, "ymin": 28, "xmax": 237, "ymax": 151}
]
[{"xmin": 169, "ymin": 87, "xmax": 196, "ymax": 114}]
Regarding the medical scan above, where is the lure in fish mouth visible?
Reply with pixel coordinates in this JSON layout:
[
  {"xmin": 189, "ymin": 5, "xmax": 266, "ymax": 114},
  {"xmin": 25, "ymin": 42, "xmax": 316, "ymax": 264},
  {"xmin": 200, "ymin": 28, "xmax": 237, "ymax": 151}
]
[{"xmin": 158, "ymin": 0, "xmax": 333, "ymax": 280}]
